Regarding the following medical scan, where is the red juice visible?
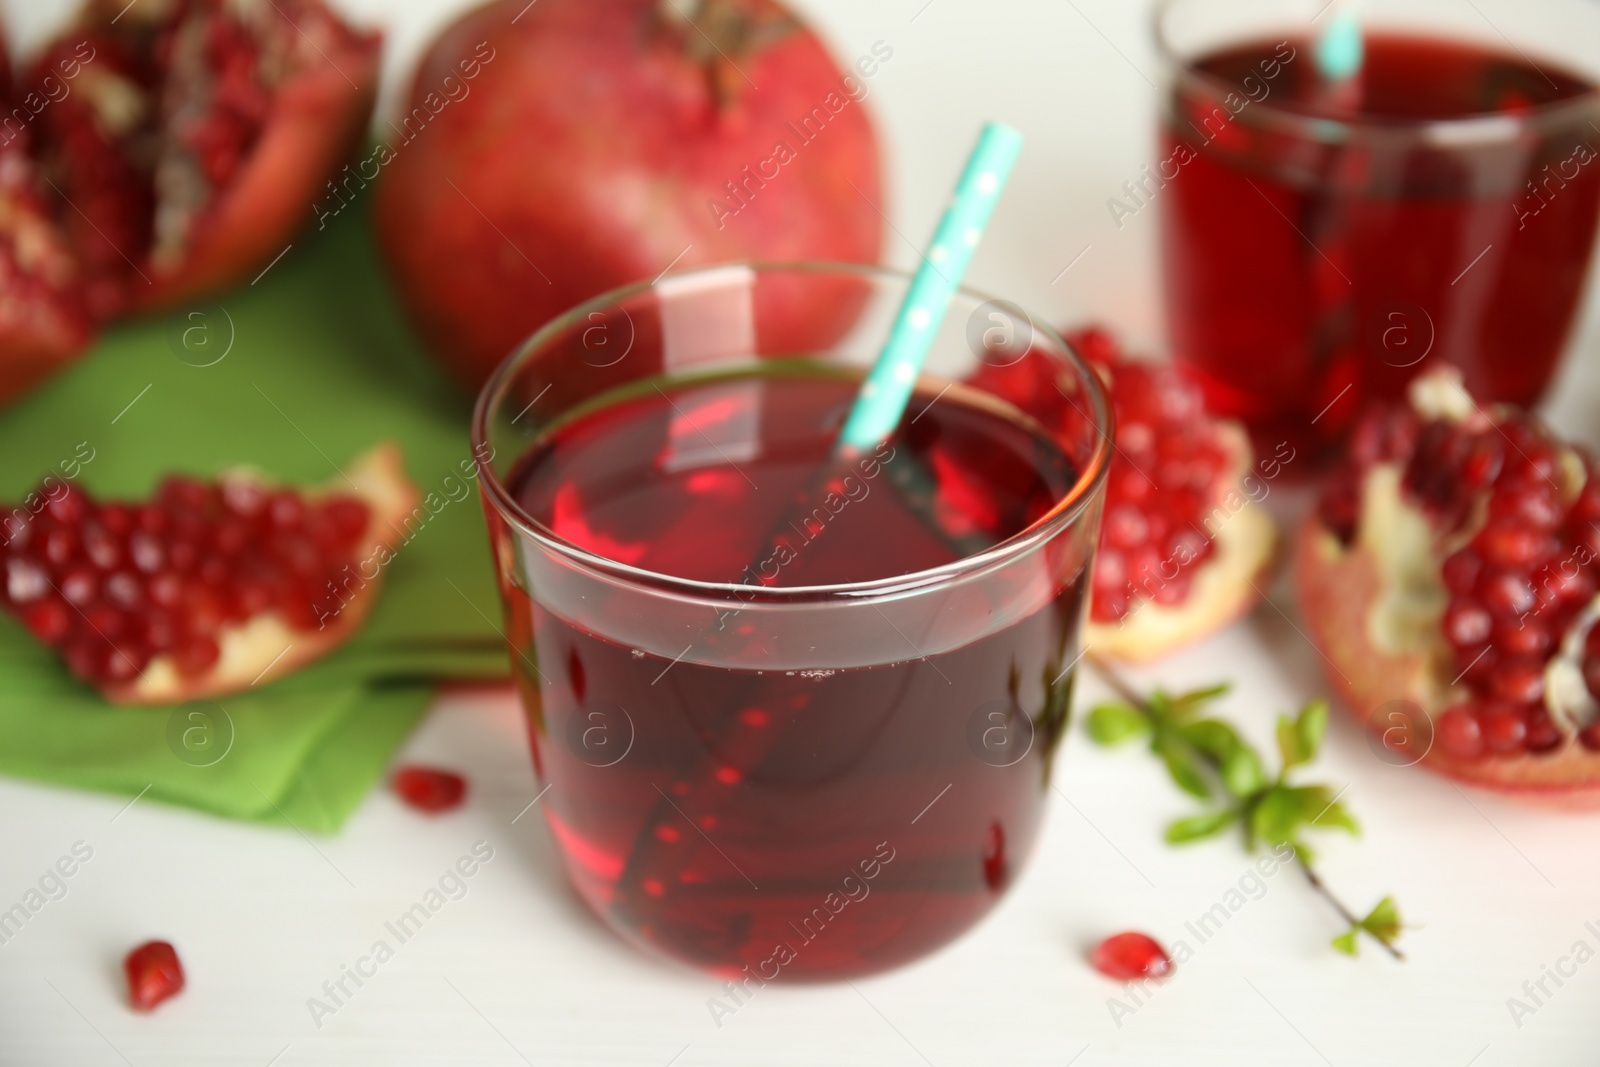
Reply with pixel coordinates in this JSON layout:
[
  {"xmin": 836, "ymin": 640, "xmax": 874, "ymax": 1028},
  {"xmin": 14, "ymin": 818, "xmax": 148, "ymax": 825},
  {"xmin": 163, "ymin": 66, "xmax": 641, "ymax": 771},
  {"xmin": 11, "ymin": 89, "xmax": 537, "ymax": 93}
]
[
  {"xmin": 1162, "ymin": 32, "xmax": 1600, "ymax": 460},
  {"xmin": 501, "ymin": 368, "xmax": 1086, "ymax": 979}
]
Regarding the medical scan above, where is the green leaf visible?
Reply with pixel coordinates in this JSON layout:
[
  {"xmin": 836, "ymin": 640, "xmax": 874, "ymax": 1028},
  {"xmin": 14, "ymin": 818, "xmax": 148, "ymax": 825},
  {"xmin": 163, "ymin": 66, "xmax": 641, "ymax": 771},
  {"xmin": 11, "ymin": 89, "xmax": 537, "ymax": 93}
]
[
  {"xmin": 1154, "ymin": 734, "xmax": 1213, "ymax": 799},
  {"xmin": 1296, "ymin": 700, "xmax": 1330, "ymax": 764},
  {"xmin": 1331, "ymin": 929, "xmax": 1360, "ymax": 956},
  {"xmin": 1179, "ymin": 719, "xmax": 1241, "ymax": 762},
  {"xmin": 1087, "ymin": 703, "xmax": 1150, "ymax": 746},
  {"xmin": 1276, "ymin": 712, "xmax": 1306, "ymax": 771},
  {"xmin": 1146, "ymin": 689, "xmax": 1174, "ymax": 723},
  {"xmin": 1286, "ymin": 785, "xmax": 1360, "ymax": 837},
  {"xmin": 1359, "ymin": 897, "xmax": 1402, "ymax": 943},
  {"xmin": 1165, "ymin": 808, "xmax": 1237, "ymax": 844},
  {"xmin": 1249, "ymin": 786, "xmax": 1304, "ymax": 848},
  {"xmin": 1170, "ymin": 682, "xmax": 1231, "ymax": 711},
  {"xmin": 1221, "ymin": 745, "xmax": 1268, "ymax": 799},
  {"xmin": 1313, "ymin": 799, "xmax": 1361, "ymax": 837}
]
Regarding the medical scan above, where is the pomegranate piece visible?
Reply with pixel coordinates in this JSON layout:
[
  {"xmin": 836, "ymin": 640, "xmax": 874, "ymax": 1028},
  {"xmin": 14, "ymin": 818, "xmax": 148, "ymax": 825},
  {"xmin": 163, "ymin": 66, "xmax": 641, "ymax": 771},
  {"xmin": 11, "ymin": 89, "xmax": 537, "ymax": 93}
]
[
  {"xmin": 124, "ymin": 940, "xmax": 184, "ymax": 1011},
  {"xmin": 373, "ymin": 0, "xmax": 883, "ymax": 389},
  {"xmin": 1297, "ymin": 368, "xmax": 1600, "ymax": 806},
  {"xmin": 26, "ymin": 0, "xmax": 380, "ymax": 317},
  {"xmin": 1091, "ymin": 931, "xmax": 1173, "ymax": 981},
  {"xmin": 968, "ymin": 327, "xmax": 1277, "ymax": 661},
  {"xmin": 0, "ymin": 444, "xmax": 418, "ymax": 704},
  {"xmin": 392, "ymin": 765, "xmax": 468, "ymax": 813},
  {"xmin": 0, "ymin": 88, "xmax": 95, "ymax": 405}
]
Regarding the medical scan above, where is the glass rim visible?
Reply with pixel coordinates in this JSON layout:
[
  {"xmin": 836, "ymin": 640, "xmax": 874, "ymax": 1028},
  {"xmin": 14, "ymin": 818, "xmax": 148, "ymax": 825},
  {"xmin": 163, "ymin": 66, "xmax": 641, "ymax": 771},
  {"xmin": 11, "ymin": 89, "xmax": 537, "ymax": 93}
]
[
  {"xmin": 1151, "ymin": 0, "xmax": 1600, "ymax": 143},
  {"xmin": 470, "ymin": 260, "xmax": 1114, "ymax": 604}
]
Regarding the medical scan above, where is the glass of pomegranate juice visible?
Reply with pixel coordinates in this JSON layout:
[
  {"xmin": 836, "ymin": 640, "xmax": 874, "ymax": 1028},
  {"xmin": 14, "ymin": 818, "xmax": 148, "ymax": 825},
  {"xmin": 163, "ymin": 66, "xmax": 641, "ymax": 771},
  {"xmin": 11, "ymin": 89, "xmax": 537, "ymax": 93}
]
[
  {"xmin": 472, "ymin": 264, "xmax": 1111, "ymax": 979},
  {"xmin": 1155, "ymin": 0, "xmax": 1600, "ymax": 462}
]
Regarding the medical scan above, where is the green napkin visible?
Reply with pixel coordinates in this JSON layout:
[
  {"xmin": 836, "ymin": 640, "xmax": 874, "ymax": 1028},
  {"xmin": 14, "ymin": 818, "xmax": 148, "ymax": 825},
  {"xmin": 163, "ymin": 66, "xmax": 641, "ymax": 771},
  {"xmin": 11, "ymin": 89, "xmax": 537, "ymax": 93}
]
[{"xmin": 0, "ymin": 205, "xmax": 512, "ymax": 832}]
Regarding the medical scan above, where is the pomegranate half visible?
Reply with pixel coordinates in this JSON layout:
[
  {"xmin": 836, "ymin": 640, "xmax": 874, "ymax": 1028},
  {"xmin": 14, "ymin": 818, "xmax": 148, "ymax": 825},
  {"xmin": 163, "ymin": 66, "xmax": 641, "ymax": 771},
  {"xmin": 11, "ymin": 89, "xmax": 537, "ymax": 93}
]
[
  {"xmin": 1297, "ymin": 368, "xmax": 1600, "ymax": 806},
  {"xmin": 968, "ymin": 327, "xmax": 1277, "ymax": 661},
  {"xmin": 25, "ymin": 0, "xmax": 380, "ymax": 318},
  {"xmin": 1, "ymin": 443, "xmax": 418, "ymax": 705}
]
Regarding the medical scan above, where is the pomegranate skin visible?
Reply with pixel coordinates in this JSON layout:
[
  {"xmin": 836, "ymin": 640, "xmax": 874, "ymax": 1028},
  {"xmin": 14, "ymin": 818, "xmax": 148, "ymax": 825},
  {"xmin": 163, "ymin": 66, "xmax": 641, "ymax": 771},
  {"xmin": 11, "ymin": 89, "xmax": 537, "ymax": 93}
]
[{"xmin": 374, "ymin": 0, "xmax": 885, "ymax": 389}]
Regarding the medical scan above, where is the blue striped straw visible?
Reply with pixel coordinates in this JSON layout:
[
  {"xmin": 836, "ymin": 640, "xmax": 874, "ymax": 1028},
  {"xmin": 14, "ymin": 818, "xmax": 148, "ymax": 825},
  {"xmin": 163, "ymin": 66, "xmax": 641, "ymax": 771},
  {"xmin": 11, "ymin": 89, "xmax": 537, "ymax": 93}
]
[
  {"xmin": 1316, "ymin": 5, "xmax": 1364, "ymax": 82},
  {"xmin": 835, "ymin": 122, "xmax": 1024, "ymax": 455}
]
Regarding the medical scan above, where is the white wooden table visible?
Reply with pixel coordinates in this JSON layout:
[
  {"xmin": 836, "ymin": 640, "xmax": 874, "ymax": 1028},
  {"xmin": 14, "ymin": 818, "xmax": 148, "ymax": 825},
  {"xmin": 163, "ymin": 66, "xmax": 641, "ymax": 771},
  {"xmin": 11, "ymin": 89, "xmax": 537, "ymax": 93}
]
[{"xmin": 3, "ymin": 0, "xmax": 1600, "ymax": 1063}]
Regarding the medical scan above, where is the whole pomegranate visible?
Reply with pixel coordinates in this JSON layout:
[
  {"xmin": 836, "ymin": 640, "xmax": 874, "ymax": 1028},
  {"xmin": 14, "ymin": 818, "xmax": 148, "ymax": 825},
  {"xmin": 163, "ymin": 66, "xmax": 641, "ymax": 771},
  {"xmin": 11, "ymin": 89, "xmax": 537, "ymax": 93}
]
[{"xmin": 375, "ymin": 0, "xmax": 885, "ymax": 388}]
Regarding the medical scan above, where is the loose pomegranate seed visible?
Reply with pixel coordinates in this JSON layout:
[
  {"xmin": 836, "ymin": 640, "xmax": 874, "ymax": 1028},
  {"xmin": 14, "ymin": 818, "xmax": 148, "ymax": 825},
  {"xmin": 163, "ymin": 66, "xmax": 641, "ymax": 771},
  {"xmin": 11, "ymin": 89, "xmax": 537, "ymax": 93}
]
[
  {"xmin": 1092, "ymin": 932, "xmax": 1173, "ymax": 981},
  {"xmin": 393, "ymin": 766, "xmax": 467, "ymax": 812},
  {"xmin": 124, "ymin": 940, "xmax": 185, "ymax": 1011},
  {"xmin": 1436, "ymin": 706, "xmax": 1485, "ymax": 761}
]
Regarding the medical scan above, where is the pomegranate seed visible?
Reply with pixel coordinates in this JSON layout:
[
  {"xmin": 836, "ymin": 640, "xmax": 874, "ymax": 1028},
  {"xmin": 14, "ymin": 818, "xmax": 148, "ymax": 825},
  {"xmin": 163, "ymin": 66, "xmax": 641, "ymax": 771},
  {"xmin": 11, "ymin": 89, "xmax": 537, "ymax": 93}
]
[
  {"xmin": 124, "ymin": 940, "xmax": 184, "ymax": 1011},
  {"xmin": 41, "ymin": 526, "xmax": 77, "ymax": 566},
  {"xmin": 128, "ymin": 531, "xmax": 164, "ymax": 573},
  {"xmin": 1489, "ymin": 660, "xmax": 1545, "ymax": 705},
  {"xmin": 172, "ymin": 635, "xmax": 221, "ymax": 677},
  {"xmin": 1436, "ymin": 706, "xmax": 1485, "ymax": 761},
  {"xmin": 1103, "ymin": 505, "xmax": 1149, "ymax": 550},
  {"xmin": 1152, "ymin": 573, "xmax": 1192, "ymax": 605},
  {"xmin": 1459, "ymin": 433, "xmax": 1504, "ymax": 489},
  {"xmin": 1480, "ymin": 705, "xmax": 1529, "ymax": 755},
  {"xmin": 221, "ymin": 477, "xmax": 267, "ymax": 518},
  {"xmin": 1478, "ymin": 570, "xmax": 1536, "ymax": 619},
  {"xmin": 267, "ymin": 491, "xmax": 306, "ymax": 529},
  {"xmin": 139, "ymin": 610, "xmax": 180, "ymax": 652},
  {"xmin": 104, "ymin": 572, "xmax": 143, "ymax": 610},
  {"xmin": 58, "ymin": 565, "xmax": 97, "ymax": 606},
  {"xmin": 392, "ymin": 766, "xmax": 467, "ymax": 812},
  {"xmin": 1524, "ymin": 710, "xmax": 1564, "ymax": 754},
  {"xmin": 83, "ymin": 603, "xmax": 126, "ymax": 639},
  {"xmin": 1475, "ymin": 522, "xmax": 1553, "ymax": 569},
  {"xmin": 1579, "ymin": 721, "xmax": 1600, "ymax": 752},
  {"xmin": 1442, "ymin": 601, "xmax": 1492, "ymax": 648},
  {"xmin": 1440, "ymin": 549, "xmax": 1482, "ymax": 596},
  {"xmin": 82, "ymin": 523, "xmax": 121, "ymax": 569},
  {"xmin": 5, "ymin": 556, "xmax": 49, "ymax": 603},
  {"xmin": 1490, "ymin": 484, "xmax": 1564, "ymax": 530},
  {"xmin": 21, "ymin": 598, "xmax": 71, "ymax": 642},
  {"xmin": 1092, "ymin": 932, "xmax": 1173, "ymax": 981},
  {"xmin": 1493, "ymin": 618, "xmax": 1552, "ymax": 659},
  {"xmin": 44, "ymin": 485, "xmax": 87, "ymax": 524}
]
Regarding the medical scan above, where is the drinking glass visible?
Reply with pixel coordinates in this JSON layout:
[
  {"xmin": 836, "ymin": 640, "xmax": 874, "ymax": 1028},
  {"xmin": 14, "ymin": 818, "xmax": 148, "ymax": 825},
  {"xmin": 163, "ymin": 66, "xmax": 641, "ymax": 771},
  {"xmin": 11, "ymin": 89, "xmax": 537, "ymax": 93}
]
[
  {"xmin": 472, "ymin": 263, "xmax": 1111, "ymax": 978},
  {"xmin": 1156, "ymin": 0, "xmax": 1600, "ymax": 461}
]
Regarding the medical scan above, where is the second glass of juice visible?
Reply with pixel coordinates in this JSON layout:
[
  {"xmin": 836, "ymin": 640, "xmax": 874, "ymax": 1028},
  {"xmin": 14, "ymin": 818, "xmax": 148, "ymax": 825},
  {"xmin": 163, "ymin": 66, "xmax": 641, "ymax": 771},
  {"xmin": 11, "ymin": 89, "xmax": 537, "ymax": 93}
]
[
  {"xmin": 472, "ymin": 264, "xmax": 1111, "ymax": 979},
  {"xmin": 1156, "ymin": 0, "xmax": 1600, "ymax": 462}
]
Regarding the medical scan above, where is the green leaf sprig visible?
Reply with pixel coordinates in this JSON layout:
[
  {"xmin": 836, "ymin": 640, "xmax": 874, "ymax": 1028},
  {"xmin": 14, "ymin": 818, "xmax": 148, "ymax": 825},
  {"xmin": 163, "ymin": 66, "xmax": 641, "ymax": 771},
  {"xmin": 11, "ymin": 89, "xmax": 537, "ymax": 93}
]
[{"xmin": 1086, "ymin": 657, "xmax": 1405, "ymax": 961}]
